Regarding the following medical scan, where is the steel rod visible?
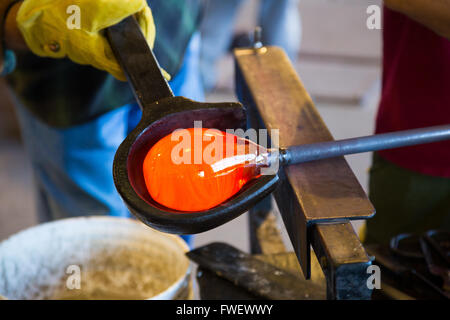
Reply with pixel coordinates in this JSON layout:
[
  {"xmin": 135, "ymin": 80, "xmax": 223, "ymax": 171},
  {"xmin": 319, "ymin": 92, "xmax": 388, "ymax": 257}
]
[{"xmin": 282, "ymin": 125, "xmax": 450, "ymax": 165}]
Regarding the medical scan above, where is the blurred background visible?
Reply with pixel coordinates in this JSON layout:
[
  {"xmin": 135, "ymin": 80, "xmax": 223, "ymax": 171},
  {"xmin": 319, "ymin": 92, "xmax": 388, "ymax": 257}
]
[{"xmin": 0, "ymin": 0, "xmax": 382, "ymax": 250}]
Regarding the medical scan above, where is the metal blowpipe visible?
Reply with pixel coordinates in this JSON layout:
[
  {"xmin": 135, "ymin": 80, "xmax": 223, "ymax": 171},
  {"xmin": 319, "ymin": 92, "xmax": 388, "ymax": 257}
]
[{"xmin": 272, "ymin": 125, "xmax": 450, "ymax": 166}]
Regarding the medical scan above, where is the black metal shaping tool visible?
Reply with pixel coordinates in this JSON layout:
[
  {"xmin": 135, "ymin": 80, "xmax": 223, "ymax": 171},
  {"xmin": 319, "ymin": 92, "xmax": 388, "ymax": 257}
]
[
  {"xmin": 187, "ymin": 242, "xmax": 326, "ymax": 299},
  {"xmin": 107, "ymin": 16, "xmax": 450, "ymax": 235},
  {"xmin": 106, "ymin": 17, "xmax": 278, "ymax": 234}
]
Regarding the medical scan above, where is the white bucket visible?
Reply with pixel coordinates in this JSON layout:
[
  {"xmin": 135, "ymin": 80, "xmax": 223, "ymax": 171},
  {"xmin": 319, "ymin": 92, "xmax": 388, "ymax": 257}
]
[{"xmin": 0, "ymin": 216, "xmax": 191, "ymax": 300}]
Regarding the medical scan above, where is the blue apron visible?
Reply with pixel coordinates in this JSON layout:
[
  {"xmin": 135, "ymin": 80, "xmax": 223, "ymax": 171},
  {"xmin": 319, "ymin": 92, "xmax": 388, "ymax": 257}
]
[{"xmin": 14, "ymin": 33, "xmax": 203, "ymax": 247}]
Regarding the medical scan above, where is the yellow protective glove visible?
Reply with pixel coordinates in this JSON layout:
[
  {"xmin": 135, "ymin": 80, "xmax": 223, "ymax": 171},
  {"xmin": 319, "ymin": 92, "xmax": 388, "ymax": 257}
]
[{"xmin": 16, "ymin": 0, "xmax": 169, "ymax": 81}]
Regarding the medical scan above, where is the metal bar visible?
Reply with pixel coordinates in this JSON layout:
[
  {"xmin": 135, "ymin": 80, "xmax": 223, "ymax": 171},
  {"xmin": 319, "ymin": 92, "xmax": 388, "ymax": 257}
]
[
  {"xmin": 248, "ymin": 195, "xmax": 274, "ymax": 254},
  {"xmin": 106, "ymin": 16, "xmax": 173, "ymax": 110},
  {"xmin": 248, "ymin": 196, "xmax": 287, "ymax": 255},
  {"xmin": 312, "ymin": 223, "xmax": 372, "ymax": 300},
  {"xmin": 235, "ymin": 46, "xmax": 375, "ymax": 279},
  {"xmin": 283, "ymin": 125, "xmax": 450, "ymax": 165},
  {"xmin": 188, "ymin": 243, "xmax": 326, "ymax": 300}
]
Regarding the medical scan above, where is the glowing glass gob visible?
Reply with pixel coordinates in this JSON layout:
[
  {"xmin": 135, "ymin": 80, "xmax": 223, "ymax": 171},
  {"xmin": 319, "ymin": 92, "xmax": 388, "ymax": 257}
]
[{"xmin": 143, "ymin": 128, "xmax": 270, "ymax": 212}]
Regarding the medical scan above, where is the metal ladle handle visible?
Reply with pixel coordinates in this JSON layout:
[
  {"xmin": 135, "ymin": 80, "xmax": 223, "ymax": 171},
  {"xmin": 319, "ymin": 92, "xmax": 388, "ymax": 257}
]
[
  {"xmin": 106, "ymin": 16, "xmax": 173, "ymax": 110},
  {"xmin": 281, "ymin": 124, "xmax": 450, "ymax": 165}
]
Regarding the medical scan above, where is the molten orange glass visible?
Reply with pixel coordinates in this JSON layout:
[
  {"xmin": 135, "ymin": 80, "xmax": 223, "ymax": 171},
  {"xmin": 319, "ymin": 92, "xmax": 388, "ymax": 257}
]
[{"xmin": 143, "ymin": 128, "xmax": 264, "ymax": 212}]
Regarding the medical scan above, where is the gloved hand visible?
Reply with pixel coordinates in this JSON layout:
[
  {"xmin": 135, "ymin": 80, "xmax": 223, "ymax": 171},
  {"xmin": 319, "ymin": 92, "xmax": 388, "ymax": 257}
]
[{"xmin": 16, "ymin": 0, "xmax": 168, "ymax": 81}]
